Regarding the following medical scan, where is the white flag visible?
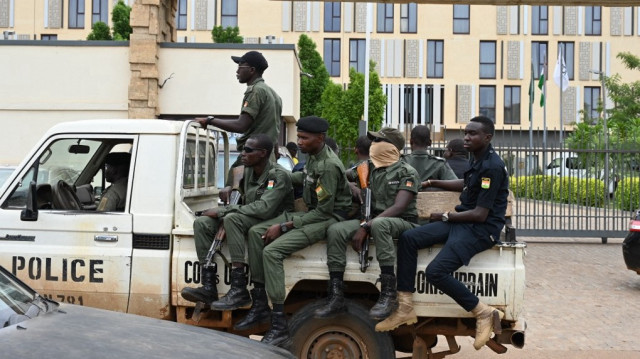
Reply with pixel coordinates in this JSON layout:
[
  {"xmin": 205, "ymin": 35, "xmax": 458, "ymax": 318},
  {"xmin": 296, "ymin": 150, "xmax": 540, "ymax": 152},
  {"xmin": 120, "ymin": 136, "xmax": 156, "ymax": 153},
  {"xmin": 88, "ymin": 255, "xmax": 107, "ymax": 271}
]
[{"xmin": 553, "ymin": 52, "xmax": 570, "ymax": 92}]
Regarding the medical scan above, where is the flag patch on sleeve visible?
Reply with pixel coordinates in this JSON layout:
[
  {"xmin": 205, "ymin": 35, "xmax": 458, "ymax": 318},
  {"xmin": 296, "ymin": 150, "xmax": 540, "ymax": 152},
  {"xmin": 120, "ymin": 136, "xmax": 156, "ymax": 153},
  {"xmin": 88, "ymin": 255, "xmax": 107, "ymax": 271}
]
[
  {"xmin": 481, "ymin": 177, "xmax": 491, "ymax": 189},
  {"xmin": 405, "ymin": 181, "xmax": 413, "ymax": 187},
  {"xmin": 267, "ymin": 180, "xmax": 275, "ymax": 189},
  {"xmin": 315, "ymin": 185, "xmax": 329, "ymax": 201}
]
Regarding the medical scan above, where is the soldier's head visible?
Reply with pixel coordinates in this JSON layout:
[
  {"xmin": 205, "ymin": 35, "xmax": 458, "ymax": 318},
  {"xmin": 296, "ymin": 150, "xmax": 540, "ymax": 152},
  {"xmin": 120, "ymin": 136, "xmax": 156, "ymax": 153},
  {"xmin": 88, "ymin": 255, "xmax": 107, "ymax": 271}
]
[
  {"xmin": 367, "ymin": 127, "xmax": 405, "ymax": 168},
  {"xmin": 242, "ymin": 134, "xmax": 273, "ymax": 167},
  {"xmin": 444, "ymin": 138, "xmax": 467, "ymax": 159},
  {"xmin": 354, "ymin": 135, "xmax": 372, "ymax": 161},
  {"xmin": 232, "ymin": 51, "xmax": 268, "ymax": 84},
  {"xmin": 285, "ymin": 142, "xmax": 298, "ymax": 158},
  {"xmin": 410, "ymin": 125, "xmax": 432, "ymax": 150},
  {"xmin": 104, "ymin": 152, "xmax": 131, "ymax": 183},
  {"xmin": 465, "ymin": 116, "xmax": 494, "ymax": 154},
  {"xmin": 296, "ymin": 116, "xmax": 329, "ymax": 155}
]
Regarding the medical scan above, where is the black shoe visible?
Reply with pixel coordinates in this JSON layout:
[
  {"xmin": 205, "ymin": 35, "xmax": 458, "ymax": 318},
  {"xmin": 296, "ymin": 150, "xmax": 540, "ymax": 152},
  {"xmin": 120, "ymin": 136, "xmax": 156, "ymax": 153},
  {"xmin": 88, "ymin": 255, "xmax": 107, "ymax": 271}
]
[
  {"xmin": 369, "ymin": 273, "xmax": 398, "ymax": 320},
  {"xmin": 211, "ymin": 267, "xmax": 251, "ymax": 311},
  {"xmin": 261, "ymin": 311, "xmax": 292, "ymax": 350},
  {"xmin": 181, "ymin": 265, "xmax": 218, "ymax": 304},
  {"xmin": 233, "ymin": 287, "xmax": 271, "ymax": 331},
  {"xmin": 314, "ymin": 278, "xmax": 346, "ymax": 318}
]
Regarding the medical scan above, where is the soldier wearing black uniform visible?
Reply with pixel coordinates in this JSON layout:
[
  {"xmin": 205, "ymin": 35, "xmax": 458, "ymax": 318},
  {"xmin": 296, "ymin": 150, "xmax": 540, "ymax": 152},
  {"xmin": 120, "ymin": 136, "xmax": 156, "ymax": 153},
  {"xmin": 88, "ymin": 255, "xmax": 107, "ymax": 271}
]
[{"xmin": 376, "ymin": 116, "xmax": 509, "ymax": 352}]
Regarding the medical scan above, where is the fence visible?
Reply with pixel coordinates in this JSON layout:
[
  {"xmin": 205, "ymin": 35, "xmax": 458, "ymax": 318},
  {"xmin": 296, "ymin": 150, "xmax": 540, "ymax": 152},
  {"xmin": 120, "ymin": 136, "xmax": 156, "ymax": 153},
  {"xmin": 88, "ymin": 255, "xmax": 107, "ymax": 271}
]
[{"xmin": 327, "ymin": 125, "xmax": 640, "ymax": 241}]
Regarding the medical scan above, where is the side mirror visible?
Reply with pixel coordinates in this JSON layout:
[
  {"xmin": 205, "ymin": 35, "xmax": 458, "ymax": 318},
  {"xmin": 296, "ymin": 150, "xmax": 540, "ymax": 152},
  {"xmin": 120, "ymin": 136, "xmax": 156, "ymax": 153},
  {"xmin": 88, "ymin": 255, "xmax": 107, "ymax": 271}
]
[{"xmin": 20, "ymin": 181, "xmax": 38, "ymax": 221}]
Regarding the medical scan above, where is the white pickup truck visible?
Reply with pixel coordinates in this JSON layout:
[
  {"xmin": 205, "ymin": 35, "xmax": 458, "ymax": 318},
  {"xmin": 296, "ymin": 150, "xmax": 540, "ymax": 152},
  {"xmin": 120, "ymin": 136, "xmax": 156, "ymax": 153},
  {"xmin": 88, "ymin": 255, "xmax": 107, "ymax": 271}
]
[{"xmin": 0, "ymin": 119, "xmax": 525, "ymax": 358}]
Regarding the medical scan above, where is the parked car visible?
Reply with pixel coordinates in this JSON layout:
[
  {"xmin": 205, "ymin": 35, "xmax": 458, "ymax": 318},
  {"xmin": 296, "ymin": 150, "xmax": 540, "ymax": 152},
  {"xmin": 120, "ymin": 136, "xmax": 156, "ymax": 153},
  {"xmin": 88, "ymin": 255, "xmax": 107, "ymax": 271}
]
[
  {"xmin": 0, "ymin": 165, "xmax": 16, "ymax": 187},
  {"xmin": 623, "ymin": 210, "xmax": 640, "ymax": 275},
  {"xmin": 0, "ymin": 265, "xmax": 294, "ymax": 358},
  {"xmin": 545, "ymin": 152, "xmax": 617, "ymax": 195}
]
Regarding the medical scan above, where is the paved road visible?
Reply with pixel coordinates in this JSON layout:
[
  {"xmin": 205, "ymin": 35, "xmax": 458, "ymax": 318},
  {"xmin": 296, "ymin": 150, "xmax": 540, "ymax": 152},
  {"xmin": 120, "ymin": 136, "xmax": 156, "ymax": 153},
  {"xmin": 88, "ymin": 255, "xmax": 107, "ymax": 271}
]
[{"xmin": 399, "ymin": 237, "xmax": 640, "ymax": 359}]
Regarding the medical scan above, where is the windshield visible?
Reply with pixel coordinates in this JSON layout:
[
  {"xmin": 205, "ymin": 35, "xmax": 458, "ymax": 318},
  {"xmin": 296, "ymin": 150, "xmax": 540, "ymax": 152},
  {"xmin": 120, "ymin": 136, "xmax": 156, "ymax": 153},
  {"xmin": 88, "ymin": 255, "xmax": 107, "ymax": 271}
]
[
  {"xmin": 0, "ymin": 266, "xmax": 58, "ymax": 327},
  {"xmin": 0, "ymin": 167, "xmax": 15, "ymax": 187}
]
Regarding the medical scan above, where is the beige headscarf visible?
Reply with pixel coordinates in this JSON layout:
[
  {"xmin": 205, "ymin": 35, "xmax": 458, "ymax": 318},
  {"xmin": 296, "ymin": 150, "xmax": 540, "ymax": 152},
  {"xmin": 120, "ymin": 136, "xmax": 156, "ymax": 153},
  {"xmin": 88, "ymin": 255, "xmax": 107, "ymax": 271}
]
[{"xmin": 369, "ymin": 141, "xmax": 400, "ymax": 168}]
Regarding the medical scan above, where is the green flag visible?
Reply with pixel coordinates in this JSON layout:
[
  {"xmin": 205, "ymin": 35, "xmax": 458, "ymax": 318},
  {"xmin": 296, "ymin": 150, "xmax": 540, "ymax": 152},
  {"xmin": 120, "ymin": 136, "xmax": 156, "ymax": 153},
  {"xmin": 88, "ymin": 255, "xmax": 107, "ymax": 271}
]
[{"xmin": 537, "ymin": 70, "xmax": 545, "ymax": 107}]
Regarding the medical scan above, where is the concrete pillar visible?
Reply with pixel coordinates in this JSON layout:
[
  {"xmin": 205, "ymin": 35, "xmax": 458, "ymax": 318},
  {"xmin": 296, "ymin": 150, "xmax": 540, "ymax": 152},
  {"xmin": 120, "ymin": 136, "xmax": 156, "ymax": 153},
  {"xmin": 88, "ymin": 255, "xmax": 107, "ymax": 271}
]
[{"xmin": 128, "ymin": 0, "xmax": 177, "ymax": 118}]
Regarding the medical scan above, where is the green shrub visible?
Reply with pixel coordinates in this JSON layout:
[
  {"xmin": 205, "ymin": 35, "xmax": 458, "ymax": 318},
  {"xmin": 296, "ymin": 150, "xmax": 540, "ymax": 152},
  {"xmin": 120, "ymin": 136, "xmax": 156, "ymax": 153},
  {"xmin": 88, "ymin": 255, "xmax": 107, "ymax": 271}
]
[
  {"xmin": 615, "ymin": 177, "xmax": 640, "ymax": 210},
  {"xmin": 87, "ymin": 21, "xmax": 112, "ymax": 40},
  {"xmin": 552, "ymin": 177, "xmax": 606, "ymax": 206}
]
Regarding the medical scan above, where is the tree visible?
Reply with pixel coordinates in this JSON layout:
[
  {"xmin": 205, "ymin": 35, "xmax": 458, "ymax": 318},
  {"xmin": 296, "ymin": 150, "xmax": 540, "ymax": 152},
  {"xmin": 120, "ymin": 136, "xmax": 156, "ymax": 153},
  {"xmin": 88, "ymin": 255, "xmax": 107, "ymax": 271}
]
[
  {"xmin": 87, "ymin": 22, "xmax": 112, "ymax": 41},
  {"xmin": 211, "ymin": 26, "xmax": 243, "ymax": 43},
  {"xmin": 321, "ymin": 63, "xmax": 386, "ymax": 155},
  {"xmin": 112, "ymin": 0, "xmax": 132, "ymax": 41},
  {"xmin": 297, "ymin": 34, "xmax": 330, "ymax": 117}
]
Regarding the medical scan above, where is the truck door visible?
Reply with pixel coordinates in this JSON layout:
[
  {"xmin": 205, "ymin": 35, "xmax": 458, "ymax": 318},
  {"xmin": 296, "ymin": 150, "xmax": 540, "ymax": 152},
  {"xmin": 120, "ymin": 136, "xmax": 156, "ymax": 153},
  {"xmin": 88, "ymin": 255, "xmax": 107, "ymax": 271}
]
[{"xmin": 0, "ymin": 135, "xmax": 136, "ymax": 313}]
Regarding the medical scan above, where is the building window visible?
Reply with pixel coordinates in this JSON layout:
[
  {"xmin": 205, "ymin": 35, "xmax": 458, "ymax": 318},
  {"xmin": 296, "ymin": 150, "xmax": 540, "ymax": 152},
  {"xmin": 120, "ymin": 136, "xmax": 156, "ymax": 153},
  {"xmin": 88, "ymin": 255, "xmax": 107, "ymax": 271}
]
[
  {"xmin": 176, "ymin": 0, "xmax": 187, "ymax": 30},
  {"xmin": 558, "ymin": 42, "xmax": 575, "ymax": 80},
  {"xmin": 324, "ymin": 39, "xmax": 341, "ymax": 77},
  {"xmin": 585, "ymin": 6, "xmax": 601, "ymax": 35},
  {"xmin": 427, "ymin": 40, "xmax": 444, "ymax": 78},
  {"xmin": 324, "ymin": 2, "xmax": 341, "ymax": 32},
  {"xmin": 69, "ymin": 0, "xmax": 85, "ymax": 29},
  {"xmin": 221, "ymin": 0, "xmax": 238, "ymax": 28},
  {"xmin": 532, "ymin": 41, "xmax": 548, "ymax": 80},
  {"xmin": 504, "ymin": 86, "xmax": 521, "ymax": 124},
  {"xmin": 479, "ymin": 86, "xmax": 496, "ymax": 122},
  {"xmin": 41, "ymin": 34, "xmax": 58, "ymax": 40},
  {"xmin": 400, "ymin": 3, "xmax": 417, "ymax": 33},
  {"xmin": 453, "ymin": 5, "xmax": 470, "ymax": 34},
  {"xmin": 92, "ymin": 0, "xmax": 108, "ymax": 25},
  {"xmin": 532, "ymin": 6, "xmax": 548, "ymax": 35},
  {"xmin": 584, "ymin": 87, "xmax": 601, "ymax": 120},
  {"xmin": 349, "ymin": 39, "xmax": 366, "ymax": 74},
  {"xmin": 377, "ymin": 4, "xmax": 393, "ymax": 33},
  {"xmin": 479, "ymin": 41, "xmax": 496, "ymax": 79}
]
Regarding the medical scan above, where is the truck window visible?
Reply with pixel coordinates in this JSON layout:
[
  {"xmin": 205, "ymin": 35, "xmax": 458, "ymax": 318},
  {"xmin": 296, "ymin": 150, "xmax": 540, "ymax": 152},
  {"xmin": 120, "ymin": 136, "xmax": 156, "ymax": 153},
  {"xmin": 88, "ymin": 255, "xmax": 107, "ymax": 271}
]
[{"xmin": 183, "ymin": 138, "xmax": 216, "ymax": 189}]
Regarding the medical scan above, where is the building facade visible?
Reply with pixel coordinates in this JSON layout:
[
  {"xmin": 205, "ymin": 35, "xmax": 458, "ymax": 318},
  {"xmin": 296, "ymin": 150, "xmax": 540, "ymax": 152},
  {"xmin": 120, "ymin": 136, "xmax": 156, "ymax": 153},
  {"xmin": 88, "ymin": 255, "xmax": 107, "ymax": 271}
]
[{"xmin": 2, "ymin": 1, "xmax": 640, "ymax": 144}]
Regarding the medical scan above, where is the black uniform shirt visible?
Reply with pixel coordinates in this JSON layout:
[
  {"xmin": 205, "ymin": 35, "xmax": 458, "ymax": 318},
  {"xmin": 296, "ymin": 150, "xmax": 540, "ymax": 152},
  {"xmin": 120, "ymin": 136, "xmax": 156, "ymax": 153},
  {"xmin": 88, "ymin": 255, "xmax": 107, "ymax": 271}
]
[{"xmin": 455, "ymin": 144, "xmax": 509, "ymax": 240}]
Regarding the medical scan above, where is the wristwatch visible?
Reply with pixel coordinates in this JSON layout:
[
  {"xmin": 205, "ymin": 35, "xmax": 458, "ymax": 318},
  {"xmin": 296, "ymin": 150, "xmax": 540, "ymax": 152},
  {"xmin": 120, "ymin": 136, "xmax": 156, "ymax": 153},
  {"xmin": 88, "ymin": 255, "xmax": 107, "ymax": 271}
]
[
  {"xmin": 280, "ymin": 222, "xmax": 289, "ymax": 233},
  {"xmin": 442, "ymin": 212, "xmax": 450, "ymax": 222},
  {"xmin": 360, "ymin": 221, "xmax": 371, "ymax": 232},
  {"xmin": 206, "ymin": 116, "xmax": 215, "ymax": 126}
]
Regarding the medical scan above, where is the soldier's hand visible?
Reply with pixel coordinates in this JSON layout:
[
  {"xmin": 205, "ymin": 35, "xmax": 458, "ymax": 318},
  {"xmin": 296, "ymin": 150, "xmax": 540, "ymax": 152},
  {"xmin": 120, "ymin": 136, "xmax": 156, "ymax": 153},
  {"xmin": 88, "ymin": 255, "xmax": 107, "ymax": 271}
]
[
  {"xmin": 262, "ymin": 224, "xmax": 281, "ymax": 246},
  {"xmin": 429, "ymin": 212, "xmax": 444, "ymax": 221},
  {"xmin": 195, "ymin": 117, "xmax": 208, "ymax": 128},
  {"xmin": 202, "ymin": 208, "xmax": 219, "ymax": 218},
  {"xmin": 351, "ymin": 228, "xmax": 368, "ymax": 252},
  {"xmin": 219, "ymin": 186, "xmax": 232, "ymax": 204}
]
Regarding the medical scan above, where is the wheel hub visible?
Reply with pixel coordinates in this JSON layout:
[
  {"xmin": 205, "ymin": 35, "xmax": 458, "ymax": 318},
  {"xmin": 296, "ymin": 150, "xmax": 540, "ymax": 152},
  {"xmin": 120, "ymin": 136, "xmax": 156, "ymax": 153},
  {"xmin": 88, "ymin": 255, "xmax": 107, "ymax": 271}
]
[{"xmin": 307, "ymin": 330, "xmax": 362, "ymax": 359}]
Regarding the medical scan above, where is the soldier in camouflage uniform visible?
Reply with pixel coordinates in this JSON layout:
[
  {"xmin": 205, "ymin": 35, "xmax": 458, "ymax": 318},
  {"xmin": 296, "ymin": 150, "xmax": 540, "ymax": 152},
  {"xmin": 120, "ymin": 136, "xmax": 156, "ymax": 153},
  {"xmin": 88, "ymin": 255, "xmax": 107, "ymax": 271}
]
[
  {"xmin": 315, "ymin": 128, "xmax": 420, "ymax": 321},
  {"xmin": 402, "ymin": 125, "xmax": 458, "ymax": 189},
  {"xmin": 241, "ymin": 116, "xmax": 352, "ymax": 350}
]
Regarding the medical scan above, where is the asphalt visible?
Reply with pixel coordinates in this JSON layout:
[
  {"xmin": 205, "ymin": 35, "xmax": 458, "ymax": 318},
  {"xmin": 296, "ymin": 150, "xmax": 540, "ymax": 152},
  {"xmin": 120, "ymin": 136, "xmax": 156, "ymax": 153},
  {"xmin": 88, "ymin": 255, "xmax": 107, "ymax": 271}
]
[{"xmin": 399, "ymin": 236, "xmax": 640, "ymax": 359}]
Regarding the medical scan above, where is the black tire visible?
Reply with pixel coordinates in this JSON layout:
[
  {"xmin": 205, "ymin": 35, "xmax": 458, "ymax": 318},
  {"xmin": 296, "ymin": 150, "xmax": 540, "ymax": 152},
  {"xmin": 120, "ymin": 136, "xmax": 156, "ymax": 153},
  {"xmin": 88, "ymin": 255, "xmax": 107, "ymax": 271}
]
[{"xmin": 289, "ymin": 299, "xmax": 395, "ymax": 359}]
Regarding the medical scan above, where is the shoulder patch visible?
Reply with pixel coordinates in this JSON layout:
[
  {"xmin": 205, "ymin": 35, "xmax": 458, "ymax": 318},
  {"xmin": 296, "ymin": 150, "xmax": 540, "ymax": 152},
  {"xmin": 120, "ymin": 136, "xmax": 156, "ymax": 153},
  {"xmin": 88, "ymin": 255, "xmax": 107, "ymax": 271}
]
[
  {"xmin": 267, "ymin": 180, "xmax": 275, "ymax": 190},
  {"xmin": 481, "ymin": 177, "xmax": 491, "ymax": 189}
]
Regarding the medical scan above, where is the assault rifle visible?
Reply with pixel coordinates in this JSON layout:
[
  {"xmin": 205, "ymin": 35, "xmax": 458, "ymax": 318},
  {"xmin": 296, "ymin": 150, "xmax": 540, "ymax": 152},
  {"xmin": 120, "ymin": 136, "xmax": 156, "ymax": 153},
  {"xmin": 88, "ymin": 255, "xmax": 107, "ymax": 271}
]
[{"xmin": 357, "ymin": 162, "xmax": 373, "ymax": 273}]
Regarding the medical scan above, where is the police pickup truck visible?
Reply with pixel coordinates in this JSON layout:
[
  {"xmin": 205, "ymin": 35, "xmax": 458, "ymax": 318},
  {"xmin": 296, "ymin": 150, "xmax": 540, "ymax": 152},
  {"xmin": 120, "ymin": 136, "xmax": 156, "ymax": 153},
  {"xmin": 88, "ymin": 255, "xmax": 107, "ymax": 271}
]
[{"xmin": 0, "ymin": 120, "xmax": 525, "ymax": 359}]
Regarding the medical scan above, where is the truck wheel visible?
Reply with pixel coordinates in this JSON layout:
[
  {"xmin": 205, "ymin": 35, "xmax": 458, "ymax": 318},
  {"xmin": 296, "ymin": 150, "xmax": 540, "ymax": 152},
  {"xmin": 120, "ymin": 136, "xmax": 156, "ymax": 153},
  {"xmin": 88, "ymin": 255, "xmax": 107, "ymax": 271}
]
[{"xmin": 289, "ymin": 300, "xmax": 395, "ymax": 359}]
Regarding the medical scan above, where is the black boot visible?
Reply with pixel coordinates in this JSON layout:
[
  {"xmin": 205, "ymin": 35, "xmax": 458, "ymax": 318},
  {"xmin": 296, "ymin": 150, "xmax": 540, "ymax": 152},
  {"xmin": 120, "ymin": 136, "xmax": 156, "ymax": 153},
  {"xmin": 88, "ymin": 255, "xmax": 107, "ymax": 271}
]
[
  {"xmin": 261, "ymin": 311, "xmax": 292, "ymax": 349},
  {"xmin": 314, "ymin": 278, "xmax": 346, "ymax": 318},
  {"xmin": 180, "ymin": 265, "xmax": 218, "ymax": 304},
  {"xmin": 233, "ymin": 287, "xmax": 271, "ymax": 331},
  {"xmin": 211, "ymin": 267, "xmax": 251, "ymax": 311},
  {"xmin": 369, "ymin": 273, "xmax": 398, "ymax": 320}
]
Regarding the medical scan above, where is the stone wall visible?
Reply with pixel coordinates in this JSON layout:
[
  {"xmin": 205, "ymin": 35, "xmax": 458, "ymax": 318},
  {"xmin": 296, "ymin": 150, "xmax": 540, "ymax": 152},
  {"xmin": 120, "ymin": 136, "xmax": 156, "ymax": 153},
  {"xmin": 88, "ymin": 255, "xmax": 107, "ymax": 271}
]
[{"xmin": 128, "ymin": 0, "xmax": 177, "ymax": 119}]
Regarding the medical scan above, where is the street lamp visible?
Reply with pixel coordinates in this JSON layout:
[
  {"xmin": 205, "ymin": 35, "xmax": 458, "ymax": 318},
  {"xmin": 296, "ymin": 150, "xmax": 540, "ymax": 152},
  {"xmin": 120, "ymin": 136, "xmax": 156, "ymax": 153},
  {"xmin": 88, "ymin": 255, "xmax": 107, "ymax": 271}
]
[{"xmin": 589, "ymin": 69, "xmax": 610, "ymax": 200}]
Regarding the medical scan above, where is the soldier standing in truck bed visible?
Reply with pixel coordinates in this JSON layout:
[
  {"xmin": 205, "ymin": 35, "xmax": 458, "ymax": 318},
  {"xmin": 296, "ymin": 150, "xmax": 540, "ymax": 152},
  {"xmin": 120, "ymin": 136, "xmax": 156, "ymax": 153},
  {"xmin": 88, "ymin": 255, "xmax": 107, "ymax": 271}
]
[{"xmin": 402, "ymin": 125, "xmax": 458, "ymax": 189}]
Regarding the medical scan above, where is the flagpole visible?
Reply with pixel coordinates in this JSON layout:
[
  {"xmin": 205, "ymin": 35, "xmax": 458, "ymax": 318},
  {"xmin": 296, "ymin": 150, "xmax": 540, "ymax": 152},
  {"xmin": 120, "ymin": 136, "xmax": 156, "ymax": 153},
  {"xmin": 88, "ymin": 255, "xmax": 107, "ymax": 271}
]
[
  {"xmin": 529, "ymin": 62, "xmax": 534, "ymax": 151},
  {"xmin": 559, "ymin": 53, "xmax": 564, "ymax": 146},
  {"xmin": 543, "ymin": 52, "xmax": 547, "ymax": 152}
]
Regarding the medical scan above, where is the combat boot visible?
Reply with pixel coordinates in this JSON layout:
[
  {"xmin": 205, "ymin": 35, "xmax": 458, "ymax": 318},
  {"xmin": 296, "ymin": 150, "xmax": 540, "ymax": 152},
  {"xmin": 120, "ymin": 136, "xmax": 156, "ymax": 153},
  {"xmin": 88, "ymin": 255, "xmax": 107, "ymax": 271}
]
[
  {"xmin": 471, "ymin": 301, "xmax": 504, "ymax": 350},
  {"xmin": 314, "ymin": 278, "xmax": 346, "ymax": 318},
  {"xmin": 180, "ymin": 265, "xmax": 218, "ymax": 304},
  {"xmin": 261, "ymin": 311, "xmax": 292, "ymax": 350},
  {"xmin": 233, "ymin": 287, "xmax": 271, "ymax": 331},
  {"xmin": 211, "ymin": 267, "xmax": 252, "ymax": 310},
  {"xmin": 369, "ymin": 274, "xmax": 398, "ymax": 320},
  {"xmin": 375, "ymin": 291, "xmax": 417, "ymax": 332}
]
